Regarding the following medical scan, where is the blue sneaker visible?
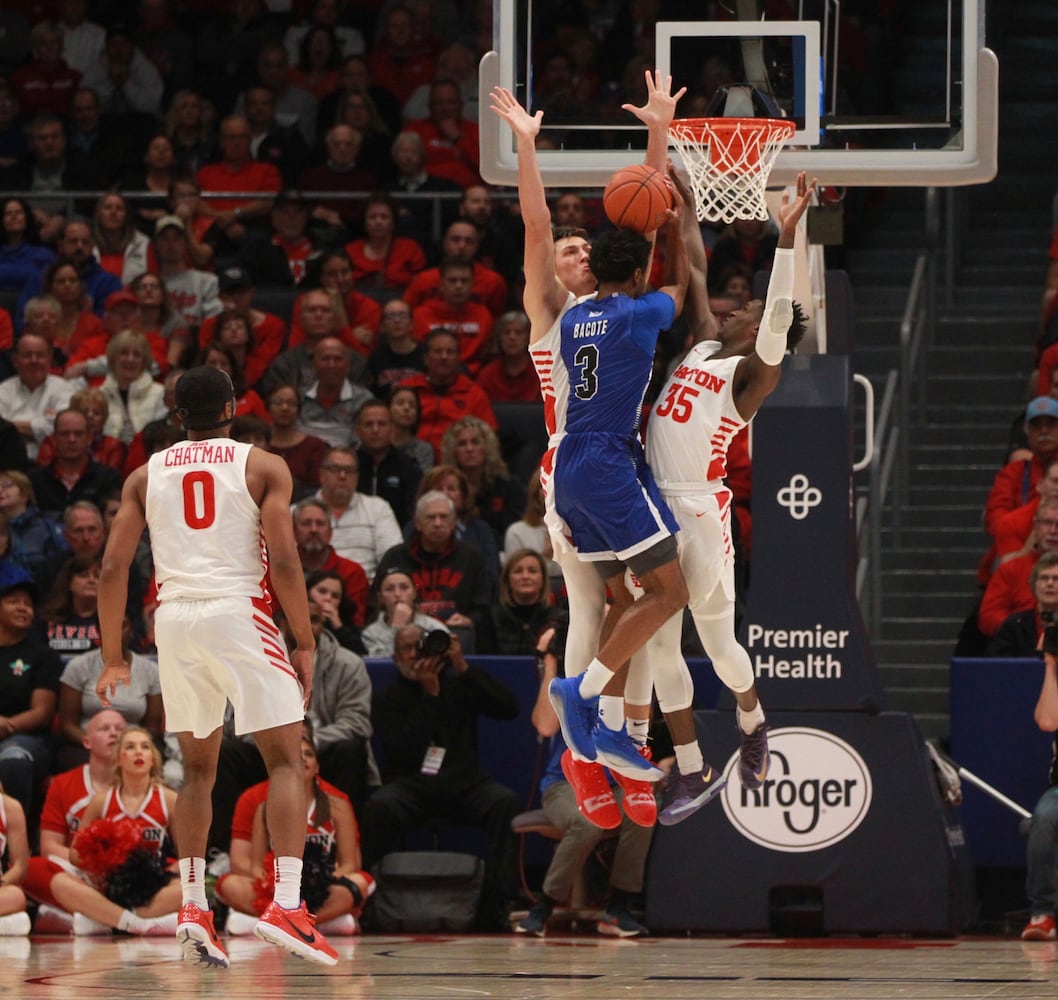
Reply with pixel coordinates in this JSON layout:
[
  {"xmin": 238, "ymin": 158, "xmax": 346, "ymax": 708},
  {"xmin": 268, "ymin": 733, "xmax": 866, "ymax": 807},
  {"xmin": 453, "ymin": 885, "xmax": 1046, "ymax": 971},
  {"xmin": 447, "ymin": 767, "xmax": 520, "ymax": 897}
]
[
  {"xmin": 548, "ymin": 675, "xmax": 598, "ymax": 761},
  {"xmin": 738, "ymin": 722, "xmax": 770, "ymax": 790},
  {"xmin": 593, "ymin": 725, "xmax": 665, "ymax": 781},
  {"xmin": 657, "ymin": 763, "xmax": 727, "ymax": 826}
]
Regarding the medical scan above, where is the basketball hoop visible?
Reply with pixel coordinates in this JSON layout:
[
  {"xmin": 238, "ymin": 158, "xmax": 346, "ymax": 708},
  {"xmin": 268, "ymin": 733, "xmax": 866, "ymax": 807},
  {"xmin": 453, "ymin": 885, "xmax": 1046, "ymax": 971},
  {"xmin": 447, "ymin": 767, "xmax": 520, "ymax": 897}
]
[{"xmin": 668, "ymin": 117, "xmax": 796, "ymax": 224}]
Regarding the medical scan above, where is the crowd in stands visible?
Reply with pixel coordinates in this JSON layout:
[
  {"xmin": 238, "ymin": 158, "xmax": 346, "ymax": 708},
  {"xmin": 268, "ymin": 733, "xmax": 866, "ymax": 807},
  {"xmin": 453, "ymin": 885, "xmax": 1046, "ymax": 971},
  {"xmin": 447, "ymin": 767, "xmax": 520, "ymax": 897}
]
[{"xmin": 0, "ymin": 0, "xmax": 807, "ymax": 937}]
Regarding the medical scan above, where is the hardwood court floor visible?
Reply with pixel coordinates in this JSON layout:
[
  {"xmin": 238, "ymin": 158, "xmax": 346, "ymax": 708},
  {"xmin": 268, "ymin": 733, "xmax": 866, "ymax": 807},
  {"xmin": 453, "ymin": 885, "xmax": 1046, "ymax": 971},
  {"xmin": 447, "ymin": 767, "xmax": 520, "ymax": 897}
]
[{"xmin": 7, "ymin": 932, "xmax": 1058, "ymax": 999}]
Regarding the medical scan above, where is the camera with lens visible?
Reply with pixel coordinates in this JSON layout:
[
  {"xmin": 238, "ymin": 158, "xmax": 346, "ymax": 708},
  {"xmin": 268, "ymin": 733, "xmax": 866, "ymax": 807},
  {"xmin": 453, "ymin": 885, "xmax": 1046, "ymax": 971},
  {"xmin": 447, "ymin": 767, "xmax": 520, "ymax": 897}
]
[{"xmin": 417, "ymin": 629, "xmax": 452, "ymax": 658}]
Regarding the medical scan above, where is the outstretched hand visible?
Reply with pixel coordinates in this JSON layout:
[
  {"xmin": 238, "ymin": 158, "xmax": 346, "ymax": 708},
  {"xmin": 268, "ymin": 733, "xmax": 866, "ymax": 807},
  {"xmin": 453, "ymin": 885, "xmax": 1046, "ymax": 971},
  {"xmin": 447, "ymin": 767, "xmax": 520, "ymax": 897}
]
[
  {"xmin": 623, "ymin": 69, "xmax": 687, "ymax": 129},
  {"xmin": 489, "ymin": 86, "xmax": 542, "ymax": 142},
  {"xmin": 96, "ymin": 659, "xmax": 131, "ymax": 707},
  {"xmin": 778, "ymin": 171, "xmax": 818, "ymax": 239}
]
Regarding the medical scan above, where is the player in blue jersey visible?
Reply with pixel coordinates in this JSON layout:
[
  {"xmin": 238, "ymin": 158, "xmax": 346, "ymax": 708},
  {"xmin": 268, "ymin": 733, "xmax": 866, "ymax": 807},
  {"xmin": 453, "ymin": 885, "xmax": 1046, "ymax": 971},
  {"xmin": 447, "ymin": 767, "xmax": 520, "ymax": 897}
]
[{"xmin": 548, "ymin": 221, "xmax": 724, "ymax": 802}]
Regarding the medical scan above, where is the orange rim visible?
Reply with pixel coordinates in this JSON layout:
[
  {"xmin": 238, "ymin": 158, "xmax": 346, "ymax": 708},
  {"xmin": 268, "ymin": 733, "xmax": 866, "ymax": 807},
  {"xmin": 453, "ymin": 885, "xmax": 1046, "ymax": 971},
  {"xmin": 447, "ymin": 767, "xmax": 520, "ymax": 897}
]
[{"xmin": 669, "ymin": 117, "xmax": 796, "ymax": 142}]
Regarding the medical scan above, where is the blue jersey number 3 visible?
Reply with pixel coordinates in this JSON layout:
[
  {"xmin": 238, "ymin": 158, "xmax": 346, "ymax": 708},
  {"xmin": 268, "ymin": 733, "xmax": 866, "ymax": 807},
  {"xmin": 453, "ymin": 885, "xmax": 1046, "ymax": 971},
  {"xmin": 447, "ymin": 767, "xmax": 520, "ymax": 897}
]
[{"xmin": 573, "ymin": 344, "xmax": 599, "ymax": 400}]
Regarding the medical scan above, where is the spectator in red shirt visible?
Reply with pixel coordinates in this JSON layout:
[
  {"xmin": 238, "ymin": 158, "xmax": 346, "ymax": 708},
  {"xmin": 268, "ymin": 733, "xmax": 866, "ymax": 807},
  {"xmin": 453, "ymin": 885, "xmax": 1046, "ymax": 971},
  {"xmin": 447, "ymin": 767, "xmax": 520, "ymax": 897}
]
[
  {"xmin": 404, "ymin": 219, "xmax": 507, "ymax": 317},
  {"xmin": 293, "ymin": 497, "xmax": 369, "ymax": 625},
  {"xmin": 11, "ymin": 21, "xmax": 81, "ymax": 118},
  {"xmin": 399, "ymin": 327, "xmax": 496, "ymax": 459},
  {"xmin": 403, "ymin": 78, "xmax": 481, "ymax": 189},
  {"xmin": 411, "ymin": 257, "xmax": 493, "ymax": 374},
  {"xmin": 195, "ymin": 115, "xmax": 282, "ymax": 241},
  {"xmin": 196, "ymin": 266, "xmax": 287, "ymax": 378},
  {"xmin": 366, "ymin": 4, "xmax": 438, "ymax": 107},
  {"xmin": 344, "ymin": 192, "xmax": 425, "ymax": 292},
  {"xmin": 476, "ymin": 311, "xmax": 541, "ymax": 403},
  {"xmin": 288, "ymin": 251, "xmax": 381, "ymax": 356}
]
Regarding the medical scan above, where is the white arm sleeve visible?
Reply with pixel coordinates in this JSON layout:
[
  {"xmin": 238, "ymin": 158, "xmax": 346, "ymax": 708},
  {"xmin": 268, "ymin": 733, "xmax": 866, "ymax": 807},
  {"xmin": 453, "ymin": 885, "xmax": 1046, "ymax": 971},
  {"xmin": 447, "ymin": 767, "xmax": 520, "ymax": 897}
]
[{"xmin": 756, "ymin": 248, "xmax": 795, "ymax": 366}]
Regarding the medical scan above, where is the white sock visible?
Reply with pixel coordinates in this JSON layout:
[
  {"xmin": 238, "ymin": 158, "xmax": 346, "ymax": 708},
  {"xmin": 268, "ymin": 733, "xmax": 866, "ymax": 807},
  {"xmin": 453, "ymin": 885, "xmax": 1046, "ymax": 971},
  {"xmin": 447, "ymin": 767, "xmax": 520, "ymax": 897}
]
[
  {"xmin": 627, "ymin": 718, "xmax": 650, "ymax": 746},
  {"xmin": 180, "ymin": 857, "xmax": 209, "ymax": 909},
  {"xmin": 598, "ymin": 695, "xmax": 624, "ymax": 731},
  {"xmin": 579, "ymin": 658, "xmax": 614, "ymax": 698},
  {"xmin": 117, "ymin": 910, "xmax": 139, "ymax": 933},
  {"xmin": 273, "ymin": 856, "xmax": 303, "ymax": 909},
  {"xmin": 738, "ymin": 703, "xmax": 766, "ymax": 734},
  {"xmin": 675, "ymin": 742, "xmax": 704, "ymax": 776}
]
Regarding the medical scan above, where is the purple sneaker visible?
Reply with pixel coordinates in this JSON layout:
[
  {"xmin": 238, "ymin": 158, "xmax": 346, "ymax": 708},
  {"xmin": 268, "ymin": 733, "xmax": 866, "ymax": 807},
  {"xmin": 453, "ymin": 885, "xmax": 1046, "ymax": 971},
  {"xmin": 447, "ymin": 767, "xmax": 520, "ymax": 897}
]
[
  {"xmin": 548, "ymin": 674, "xmax": 599, "ymax": 761},
  {"xmin": 657, "ymin": 763, "xmax": 726, "ymax": 826},
  {"xmin": 738, "ymin": 722, "xmax": 770, "ymax": 790}
]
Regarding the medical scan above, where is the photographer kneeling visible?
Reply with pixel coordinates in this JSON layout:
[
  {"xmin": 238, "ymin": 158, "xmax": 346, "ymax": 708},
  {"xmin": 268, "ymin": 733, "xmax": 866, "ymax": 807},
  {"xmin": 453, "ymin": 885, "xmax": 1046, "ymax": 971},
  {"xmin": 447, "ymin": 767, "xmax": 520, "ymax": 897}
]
[{"xmin": 360, "ymin": 624, "xmax": 520, "ymax": 931}]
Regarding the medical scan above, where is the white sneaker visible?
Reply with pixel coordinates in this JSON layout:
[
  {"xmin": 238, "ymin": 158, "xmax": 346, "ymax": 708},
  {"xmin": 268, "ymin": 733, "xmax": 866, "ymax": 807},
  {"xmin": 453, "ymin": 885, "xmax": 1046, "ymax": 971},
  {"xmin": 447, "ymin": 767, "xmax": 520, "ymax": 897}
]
[
  {"xmin": 318, "ymin": 913, "xmax": 357, "ymax": 936},
  {"xmin": 0, "ymin": 912, "xmax": 30, "ymax": 936},
  {"xmin": 138, "ymin": 913, "xmax": 178, "ymax": 937},
  {"xmin": 224, "ymin": 910, "xmax": 258, "ymax": 936},
  {"xmin": 72, "ymin": 912, "xmax": 112, "ymax": 936},
  {"xmin": 33, "ymin": 905, "xmax": 73, "ymax": 934}
]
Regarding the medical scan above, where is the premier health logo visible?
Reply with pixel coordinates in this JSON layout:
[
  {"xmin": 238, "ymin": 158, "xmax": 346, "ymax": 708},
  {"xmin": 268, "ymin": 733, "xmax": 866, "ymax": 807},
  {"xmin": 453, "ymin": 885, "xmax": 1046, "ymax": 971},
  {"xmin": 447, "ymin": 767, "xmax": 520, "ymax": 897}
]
[
  {"xmin": 720, "ymin": 727, "xmax": 873, "ymax": 853},
  {"xmin": 777, "ymin": 473, "xmax": 822, "ymax": 520}
]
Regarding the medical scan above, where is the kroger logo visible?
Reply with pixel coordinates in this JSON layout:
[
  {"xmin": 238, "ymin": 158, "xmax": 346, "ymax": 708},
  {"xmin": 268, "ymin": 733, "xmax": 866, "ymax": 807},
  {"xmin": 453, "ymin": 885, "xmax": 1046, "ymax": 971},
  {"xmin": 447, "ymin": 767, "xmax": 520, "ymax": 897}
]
[{"xmin": 720, "ymin": 727, "xmax": 872, "ymax": 853}]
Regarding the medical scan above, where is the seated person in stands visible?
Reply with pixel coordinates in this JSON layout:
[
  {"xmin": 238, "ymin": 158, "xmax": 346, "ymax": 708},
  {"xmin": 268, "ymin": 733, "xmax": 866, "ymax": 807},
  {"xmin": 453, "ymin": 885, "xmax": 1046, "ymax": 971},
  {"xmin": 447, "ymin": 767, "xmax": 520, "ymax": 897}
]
[
  {"xmin": 440, "ymin": 415, "xmax": 527, "ymax": 549},
  {"xmin": 344, "ymin": 193, "xmax": 425, "ymax": 293},
  {"xmin": 198, "ymin": 266, "xmax": 288, "ymax": 378},
  {"xmin": 477, "ymin": 311, "xmax": 541, "ymax": 402},
  {"xmin": 355, "ymin": 398, "xmax": 422, "ymax": 527},
  {"xmin": 374, "ymin": 489, "xmax": 493, "ymax": 640},
  {"xmin": 387, "ymin": 385, "xmax": 433, "ymax": 473},
  {"xmin": 366, "ymin": 299, "xmax": 424, "ymax": 397},
  {"xmin": 0, "ymin": 469, "xmax": 65, "ymax": 576},
  {"xmin": 129, "ymin": 272, "xmax": 191, "ymax": 372},
  {"xmin": 361, "ymin": 567, "xmax": 447, "ymax": 658},
  {"xmin": 293, "ymin": 497, "xmax": 370, "ymax": 627},
  {"xmin": 476, "ymin": 549, "xmax": 558, "ymax": 656},
  {"xmin": 384, "ymin": 131, "xmax": 462, "ymax": 245},
  {"xmin": 99, "ymin": 331, "xmax": 167, "ymax": 447},
  {"xmin": 990, "ymin": 552, "xmax": 1058, "ymax": 657},
  {"xmin": 0, "ymin": 196, "xmax": 53, "ymax": 293},
  {"xmin": 403, "ymin": 220, "xmax": 507, "ymax": 318},
  {"xmin": 516, "ymin": 623, "xmax": 652, "ymax": 937},
  {"xmin": 265, "ymin": 384, "xmax": 328, "ymax": 502},
  {"xmin": 153, "ymin": 214, "xmax": 223, "ymax": 332},
  {"xmin": 410, "ymin": 257, "xmax": 495, "ymax": 375},
  {"xmin": 54, "ymin": 609, "xmax": 162, "ymax": 772},
  {"xmin": 36, "ymin": 388, "xmax": 126, "ymax": 474},
  {"xmin": 361, "ymin": 625, "xmax": 519, "ymax": 931},
  {"xmin": 503, "ymin": 469, "xmax": 556, "ymax": 572},
  {"xmin": 298, "ymin": 125, "xmax": 378, "ymax": 234},
  {"xmin": 217, "ymin": 721, "xmax": 374, "ymax": 937},
  {"xmin": 287, "ymin": 251, "xmax": 381, "ymax": 356},
  {"xmin": 42, "ymin": 551, "xmax": 102, "ymax": 658},
  {"xmin": 0, "ymin": 564, "xmax": 61, "ymax": 826},
  {"xmin": 307, "ymin": 569, "xmax": 365, "ymax": 655},
  {"xmin": 979, "ymin": 500, "xmax": 1058, "ymax": 640},
  {"xmin": 398, "ymin": 328, "xmax": 497, "ymax": 460},
  {"xmin": 238, "ymin": 190, "xmax": 328, "ymax": 289}
]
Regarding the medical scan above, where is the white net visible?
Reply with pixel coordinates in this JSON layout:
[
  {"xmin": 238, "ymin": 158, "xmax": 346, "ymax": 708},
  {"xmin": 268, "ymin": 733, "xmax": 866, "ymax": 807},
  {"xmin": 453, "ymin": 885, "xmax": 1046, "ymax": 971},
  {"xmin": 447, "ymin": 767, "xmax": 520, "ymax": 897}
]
[{"xmin": 668, "ymin": 118, "xmax": 796, "ymax": 224}]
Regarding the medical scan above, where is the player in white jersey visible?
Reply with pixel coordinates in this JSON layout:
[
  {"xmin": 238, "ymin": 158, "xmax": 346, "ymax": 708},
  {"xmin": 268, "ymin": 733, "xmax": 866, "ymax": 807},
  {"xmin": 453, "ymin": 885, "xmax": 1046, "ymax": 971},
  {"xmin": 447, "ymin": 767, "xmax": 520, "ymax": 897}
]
[
  {"xmin": 643, "ymin": 169, "xmax": 815, "ymax": 821},
  {"xmin": 97, "ymin": 365, "xmax": 337, "ymax": 969},
  {"xmin": 490, "ymin": 74, "xmax": 684, "ymax": 824}
]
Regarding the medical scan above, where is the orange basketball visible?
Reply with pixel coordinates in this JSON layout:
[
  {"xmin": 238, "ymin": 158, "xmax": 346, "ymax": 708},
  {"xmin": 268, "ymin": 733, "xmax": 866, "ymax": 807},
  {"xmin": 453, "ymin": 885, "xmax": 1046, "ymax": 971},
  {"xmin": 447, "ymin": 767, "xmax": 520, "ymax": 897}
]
[{"xmin": 602, "ymin": 164, "xmax": 674, "ymax": 234}]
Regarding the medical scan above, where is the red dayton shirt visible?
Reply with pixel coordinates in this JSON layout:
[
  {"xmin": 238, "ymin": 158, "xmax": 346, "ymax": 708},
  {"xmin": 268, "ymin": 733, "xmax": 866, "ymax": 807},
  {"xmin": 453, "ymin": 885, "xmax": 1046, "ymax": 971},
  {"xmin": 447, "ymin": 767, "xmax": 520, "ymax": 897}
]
[
  {"xmin": 399, "ymin": 372, "xmax": 497, "ymax": 460},
  {"xmin": 196, "ymin": 160, "xmax": 282, "ymax": 214}
]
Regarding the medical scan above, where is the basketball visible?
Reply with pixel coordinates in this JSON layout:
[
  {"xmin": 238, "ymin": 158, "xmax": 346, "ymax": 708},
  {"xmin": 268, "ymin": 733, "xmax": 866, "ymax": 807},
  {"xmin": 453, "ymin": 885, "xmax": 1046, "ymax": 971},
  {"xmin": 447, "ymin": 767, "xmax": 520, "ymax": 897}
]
[{"xmin": 602, "ymin": 164, "xmax": 674, "ymax": 234}]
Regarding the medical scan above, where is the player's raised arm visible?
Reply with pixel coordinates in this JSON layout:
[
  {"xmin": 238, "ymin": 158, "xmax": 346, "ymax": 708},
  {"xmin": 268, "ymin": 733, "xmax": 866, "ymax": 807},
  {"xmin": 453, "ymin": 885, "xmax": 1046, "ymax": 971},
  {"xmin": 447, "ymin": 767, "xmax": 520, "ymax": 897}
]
[
  {"xmin": 489, "ymin": 87, "xmax": 568, "ymax": 331},
  {"xmin": 623, "ymin": 69, "xmax": 687, "ymax": 174},
  {"xmin": 668, "ymin": 164, "xmax": 716, "ymax": 343},
  {"xmin": 734, "ymin": 171, "xmax": 816, "ymax": 418}
]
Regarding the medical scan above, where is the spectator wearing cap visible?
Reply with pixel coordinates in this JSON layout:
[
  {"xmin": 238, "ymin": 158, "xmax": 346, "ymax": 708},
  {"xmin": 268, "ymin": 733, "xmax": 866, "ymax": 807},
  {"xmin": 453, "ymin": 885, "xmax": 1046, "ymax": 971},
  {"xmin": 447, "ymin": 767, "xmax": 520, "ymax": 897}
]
[
  {"xmin": 986, "ymin": 397, "xmax": 1058, "ymax": 546},
  {"xmin": 26, "ymin": 408, "xmax": 122, "ymax": 518},
  {"xmin": 0, "ymin": 334, "xmax": 77, "ymax": 462},
  {"xmin": 80, "ymin": 22, "xmax": 163, "ymax": 116},
  {"xmin": 241, "ymin": 85, "xmax": 310, "ymax": 188},
  {"xmin": 196, "ymin": 266, "xmax": 287, "ymax": 380},
  {"xmin": 1, "ymin": 118, "xmax": 102, "ymax": 248},
  {"xmin": 153, "ymin": 214, "xmax": 223, "ymax": 333},
  {"xmin": 16, "ymin": 219, "xmax": 121, "ymax": 333},
  {"xmin": 298, "ymin": 125, "xmax": 378, "ymax": 234},
  {"xmin": 196, "ymin": 115, "xmax": 283, "ymax": 244},
  {"xmin": 0, "ymin": 562, "xmax": 61, "ymax": 829},
  {"xmin": 59, "ymin": 0, "xmax": 105, "ymax": 76},
  {"xmin": 237, "ymin": 190, "xmax": 328, "ymax": 288},
  {"xmin": 11, "ymin": 21, "xmax": 82, "ymax": 118}
]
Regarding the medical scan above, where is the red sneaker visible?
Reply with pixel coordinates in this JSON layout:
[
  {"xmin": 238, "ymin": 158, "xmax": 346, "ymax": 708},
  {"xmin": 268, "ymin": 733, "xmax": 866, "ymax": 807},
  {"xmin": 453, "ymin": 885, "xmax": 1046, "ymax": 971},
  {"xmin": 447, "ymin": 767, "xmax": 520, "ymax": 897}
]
[
  {"xmin": 255, "ymin": 901, "xmax": 338, "ymax": 966},
  {"xmin": 561, "ymin": 749, "xmax": 621, "ymax": 829},
  {"xmin": 611, "ymin": 746, "xmax": 658, "ymax": 827},
  {"xmin": 176, "ymin": 903, "xmax": 229, "ymax": 969},
  {"xmin": 1023, "ymin": 914, "xmax": 1057, "ymax": 941}
]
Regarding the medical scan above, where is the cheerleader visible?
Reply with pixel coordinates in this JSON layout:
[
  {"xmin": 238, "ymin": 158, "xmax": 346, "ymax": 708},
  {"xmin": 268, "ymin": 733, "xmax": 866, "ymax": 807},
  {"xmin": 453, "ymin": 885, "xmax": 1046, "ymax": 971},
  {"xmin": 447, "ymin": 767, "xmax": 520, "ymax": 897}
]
[{"xmin": 0, "ymin": 783, "xmax": 30, "ymax": 935}]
